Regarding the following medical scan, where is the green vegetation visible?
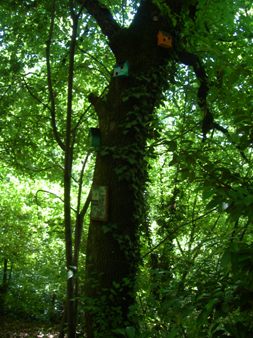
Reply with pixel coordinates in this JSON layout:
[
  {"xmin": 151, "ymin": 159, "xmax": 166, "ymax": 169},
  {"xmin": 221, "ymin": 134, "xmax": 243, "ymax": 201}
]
[{"xmin": 0, "ymin": 0, "xmax": 252, "ymax": 337}]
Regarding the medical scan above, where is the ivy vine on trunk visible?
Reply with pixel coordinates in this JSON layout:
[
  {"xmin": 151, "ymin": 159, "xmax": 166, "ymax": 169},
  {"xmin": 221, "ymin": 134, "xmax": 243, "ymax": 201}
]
[{"xmin": 78, "ymin": 0, "xmax": 215, "ymax": 336}]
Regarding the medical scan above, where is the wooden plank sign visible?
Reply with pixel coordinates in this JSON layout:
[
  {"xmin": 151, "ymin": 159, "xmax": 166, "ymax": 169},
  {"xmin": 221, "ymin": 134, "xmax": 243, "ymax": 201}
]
[{"xmin": 90, "ymin": 186, "xmax": 108, "ymax": 222}]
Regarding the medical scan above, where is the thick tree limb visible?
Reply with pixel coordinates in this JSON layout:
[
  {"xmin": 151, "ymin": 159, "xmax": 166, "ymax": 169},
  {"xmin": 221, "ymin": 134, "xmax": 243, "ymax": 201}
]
[
  {"xmin": 77, "ymin": 0, "xmax": 121, "ymax": 42},
  {"xmin": 176, "ymin": 50, "xmax": 249, "ymax": 162},
  {"xmin": 177, "ymin": 50, "xmax": 228, "ymax": 139}
]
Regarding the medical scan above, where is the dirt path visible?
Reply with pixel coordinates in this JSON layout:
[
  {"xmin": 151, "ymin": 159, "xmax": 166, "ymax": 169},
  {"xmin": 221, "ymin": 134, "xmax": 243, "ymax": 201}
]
[{"xmin": 0, "ymin": 317, "xmax": 60, "ymax": 338}]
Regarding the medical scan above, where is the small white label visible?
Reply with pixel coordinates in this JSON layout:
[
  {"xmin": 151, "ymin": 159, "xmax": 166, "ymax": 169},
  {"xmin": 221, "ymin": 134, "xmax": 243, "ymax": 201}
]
[{"xmin": 67, "ymin": 270, "xmax": 74, "ymax": 279}]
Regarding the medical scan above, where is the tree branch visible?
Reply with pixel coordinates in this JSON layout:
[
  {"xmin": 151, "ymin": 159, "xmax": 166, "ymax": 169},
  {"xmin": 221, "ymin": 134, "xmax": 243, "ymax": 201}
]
[
  {"xmin": 177, "ymin": 50, "xmax": 250, "ymax": 162},
  {"xmin": 35, "ymin": 189, "xmax": 77, "ymax": 213},
  {"xmin": 142, "ymin": 207, "xmax": 218, "ymax": 259},
  {"xmin": 22, "ymin": 77, "xmax": 50, "ymax": 111},
  {"xmin": 177, "ymin": 50, "xmax": 228, "ymax": 140},
  {"xmin": 78, "ymin": 46, "xmax": 111, "ymax": 77},
  {"xmin": 46, "ymin": 0, "xmax": 65, "ymax": 151},
  {"xmin": 77, "ymin": 0, "xmax": 121, "ymax": 42},
  {"xmin": 76, "ymin": 153, "xmax": 90, "ymax": 216},
  {"xmin": 79, "ymin": 189, "xmax": 91, "ymax": 220},
  {"xmin": 73, "ymin": 189, "xmax": 91, "ymax": 267}
]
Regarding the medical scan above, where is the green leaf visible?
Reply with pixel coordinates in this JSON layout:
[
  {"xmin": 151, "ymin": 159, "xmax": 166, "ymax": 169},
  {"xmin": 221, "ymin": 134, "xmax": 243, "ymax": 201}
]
[{"xmin": 126, "ymin": 326, "xmax": 136, "ymax": 338}]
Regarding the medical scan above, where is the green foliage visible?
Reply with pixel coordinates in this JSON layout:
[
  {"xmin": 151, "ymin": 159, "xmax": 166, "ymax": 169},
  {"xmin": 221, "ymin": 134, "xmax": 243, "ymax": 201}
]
[
  {"xmin": 0, "ymin": 166, "xmax": 66, "ymax": 320},
  {"xmin": 0, "ymin": 0, "xmax": 252, "ymax": 336}
]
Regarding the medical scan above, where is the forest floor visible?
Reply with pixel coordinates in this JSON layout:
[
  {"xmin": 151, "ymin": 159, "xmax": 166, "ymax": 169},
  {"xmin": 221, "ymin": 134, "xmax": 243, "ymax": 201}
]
[{"xmin": 0, "ymin": 317, "xmax": 61, "ymax": 338}]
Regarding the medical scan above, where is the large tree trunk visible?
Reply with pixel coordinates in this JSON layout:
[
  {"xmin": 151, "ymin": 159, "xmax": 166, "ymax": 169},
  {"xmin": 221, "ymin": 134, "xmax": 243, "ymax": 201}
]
[
  {"xmin": 85, "ymin": 34, "xmax": 171, "ymax": 338},
  {"xmin": 81, "ymin": 1, "xmax": 197, "ymax": 336},
  {"xmin": 85, "ymin": 89, "xmax": 149, "ymax": 336}
]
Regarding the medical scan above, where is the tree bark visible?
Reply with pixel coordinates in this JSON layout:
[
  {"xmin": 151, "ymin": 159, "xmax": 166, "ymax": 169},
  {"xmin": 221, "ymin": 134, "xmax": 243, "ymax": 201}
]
[
  {"xmin": 80, "ymin": 0, "xmax": 205, "ymax": 336},
  {"xmin": 64, "ymin": 5, "xmax": 80, "ymax": 337},
  {"xmin": 85, "ymin": 80, "xmax": 152, "ymax": 337},
  {"xmin": 0, "ymin": 258, "xmax": 9, "ymax": 315},
  {"xmin": 83, "ymin": 5, "xmax": 174, "ymax": 336}
]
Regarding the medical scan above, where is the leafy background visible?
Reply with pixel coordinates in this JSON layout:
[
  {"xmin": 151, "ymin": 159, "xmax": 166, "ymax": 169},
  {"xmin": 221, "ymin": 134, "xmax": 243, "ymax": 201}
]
[{"xmin": 0, "ymin": 0, "xmax": 252, "ymax": 337}]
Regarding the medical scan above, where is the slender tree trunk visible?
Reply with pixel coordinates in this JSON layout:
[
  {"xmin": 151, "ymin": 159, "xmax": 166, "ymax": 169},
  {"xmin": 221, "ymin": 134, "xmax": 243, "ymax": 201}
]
[
  {"xmin": 46, "ymin": 2, "xmax": 88, "ymax": 335},
  {"xmin": 0, "ymin": 258, "xmax": 9, "ymax": 315},
  {"xmin": 64, "ymin": 6, "xmax": 79, "ymax": 337}
]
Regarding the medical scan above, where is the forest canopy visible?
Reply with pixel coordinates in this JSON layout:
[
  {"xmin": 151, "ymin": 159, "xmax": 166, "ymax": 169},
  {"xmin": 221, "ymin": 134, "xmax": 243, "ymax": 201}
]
[{"xmin": 0, "ymin": 0, "xmax": 252, "ymax": 337}]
